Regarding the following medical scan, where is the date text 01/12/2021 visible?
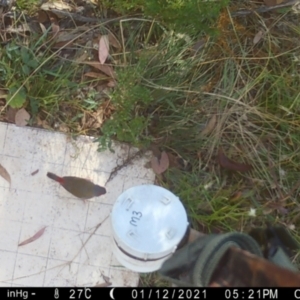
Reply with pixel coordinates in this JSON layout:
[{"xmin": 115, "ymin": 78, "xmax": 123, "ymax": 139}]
[{"xmin": 131, "ymin": 288, "xmax": 280, "ymax": 300}]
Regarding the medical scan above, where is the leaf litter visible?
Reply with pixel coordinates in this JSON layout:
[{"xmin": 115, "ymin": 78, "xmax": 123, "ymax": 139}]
[
  {"xmin": 83, "ymin": 61, "xmax": 116, "ymax": 79},
  {"xmin": 31, "ymin": 169, "xmax": 39, "ymax": 176},
  {"xmin": 98, "ymin": 35, "xmax": 110, "ymax": 64},
  {"xmin": 151, "ymin": 151, "xmax": 170, "ymax": 174},
  {"xmin": 0, "ymin": 163, "xmax": 11, "ymax": 187},
  {"xmin": 15, "ymin": 108, "xmax": 30, "ymax": 127},
  {"xmin": 253, "ymin": 30, "xmax": 264, "ymax": 45},
  {"xmin": 18, "ymin": 226, "xmax": 47, "ymax": 246},
  {"xmin": 218, "ymin": 148, "xmax": 252, "ymax": 172},
  {"xmin": 108, "ymin": 32, "xmax": 121, "ymax": 49},
  {"xmin": 201, "ymin": 114, "xmax": 217, "ymax": 136}
]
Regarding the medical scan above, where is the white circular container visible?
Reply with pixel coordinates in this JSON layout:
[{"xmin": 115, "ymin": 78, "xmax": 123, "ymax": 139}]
[{"xmin": 110, "ymin": 184, "xmax": 189, "ymax": 273}]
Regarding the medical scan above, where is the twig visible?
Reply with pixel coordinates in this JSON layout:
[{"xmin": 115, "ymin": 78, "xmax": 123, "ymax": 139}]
[
  {"xmin": 105, "ymin": 148, "xmax": 146, "ymax": 185},
  {"xmin": 48, "ymin": 9, "xmax": 124, "ymax": 23},
  {"xmin": 65, "ymin": 215, "xmax": 109, "ymax": 268},
  {"xmin": 231, "ymin": 0, "xmax": 299, "ymax": 16},
  {"xmin": 278, "ymin": 179, "xmax": 300, "ymax": 203}
]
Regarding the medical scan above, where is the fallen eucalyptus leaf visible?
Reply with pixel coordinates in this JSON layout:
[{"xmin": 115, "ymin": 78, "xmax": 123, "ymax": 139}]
[
  {"xmin": 108, "ymin": 32, "xmax": 121, "ymax": 49},
  {"xmin": 99, "ymin": 35, "xmax": 109, "ymax": 64},
  {"xmin": 218, "ymin": 148, "xmax": 252, "ymax": 172},
  {"xmin": 151, "ymin": 151, "xmax": 169, "ymax": 174},
  {"xmin": 31, "ymin": 169, "xmax": 39, "ymax": 176},
  {"xmin": 18, "ymin": 226, "xmax": 47, "ymax": 246},
  {"xmin": 0, "ymin": 163, "xmax": 11, "ymax": 187},
  {"xmin": 15, "ymin": 108, "xmax": 30, "ymax": 127},
  {"xmin": 253, "ymin": 30, "xmax": 264, "ymax": 45},
  {"xmin": 83, "ymin": 61, "xmax": 116, "ymax": 79},
  {"xmin": 201, "ymin": 114, "xmax": 217, "ymax": 136}
]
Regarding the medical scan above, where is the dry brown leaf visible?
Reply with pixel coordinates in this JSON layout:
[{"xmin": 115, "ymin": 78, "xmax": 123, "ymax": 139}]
[
  {"xmin": 6, "ymin": 107, "xmax": 18, "ymax": 123},
  {"xmin": 253, "ymin": 30, "xmax": 264, "ymax": 45},
  {"xmin": 108, "ymin": 32, "xmax": 121, "ymax": 49},
  {"xmin": 18, "ymin": 226, "xmax": 47, "ymax": 246},
  {"xmin": 31, "ymin": 169, "xmax": 39, "ymax": 176},
  {"xmin": 83, "ymin": 61, "xmax": 116, "ymax": 79},
  {"xmin": 264, "ymin": 0, "xmax": 284, "ymax": 6},
  {"xmin": 98, "ymin": 35, "xmax": 109, "ymax": 64},
  {"xmin": 151, "ymin": 151, "xmax": 169, "ymax": 174},
  {"xmin": 84, "ymin": 72, "xmax": 108, "ymax": 80},
  {"xmin": 0, "ymin": 163, "xmax": 11, "ymax": 187},
  {"xmin": 201, "ymin": 114, "xmax": 217, "ymax": 136},
  {"xmin": 15, "ymin": 108, "xmax": 30, "ymax": 126},
  {"xmin": 218, "ymin": 148, "xmax": 252, "ymax": 172},
  {"xmin": 37, "ymin": 10, "xmax": 49, "ymax": 23}
]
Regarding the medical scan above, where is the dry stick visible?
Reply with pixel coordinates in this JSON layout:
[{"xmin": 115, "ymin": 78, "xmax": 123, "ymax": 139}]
[
  {"xmin": 56, "ymin": 216, "xmax": 108, "ymax": 276},
  {"xmin": 105, "ymin": 148, "xmax": 146, "ymax": 185},
  {"xmin": 231, "ymin": 0, "xmax": 299, "ymax": 16},
  {"xmin": 59, "ymin": 215, "xmax": 109, "ymax": 272},
  {"xmin": 48, "ymin": 9, "xmax": 140, "ymax": 24},
  {"xmin": 78, "ymin": 232, "xmax": 90, "ymax": 263}
]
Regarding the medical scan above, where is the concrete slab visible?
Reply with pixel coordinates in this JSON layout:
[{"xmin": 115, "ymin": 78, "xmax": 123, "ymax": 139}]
[{"xmin": 0, "ymin": 122, "xmax": 155, "ymax": 287}]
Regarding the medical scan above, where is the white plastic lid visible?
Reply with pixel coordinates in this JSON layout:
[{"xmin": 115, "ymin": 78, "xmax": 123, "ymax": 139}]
[{"xmin": 111, "ymin": 185, "xmax": 189, "ymax": 260}]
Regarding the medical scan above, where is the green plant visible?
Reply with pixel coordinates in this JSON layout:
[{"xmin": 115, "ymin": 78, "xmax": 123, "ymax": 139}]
[
  {"xmin": 97, "ymin": 65, "xmax": 153, "ymax": 150},
  {"xmin": 0, "ymin": 31, "xmax": 82, "ymax": 120},
  {"xmin": 3, "ymin": 42, "xmax": 40, "ymax": 108},
  {"xmin": 103, "ymin": 0, "xmax": 229, "ymax": 35},
  {"xmin": 16, "ymin": 0, "xmax": 40, "ymax": 13}
]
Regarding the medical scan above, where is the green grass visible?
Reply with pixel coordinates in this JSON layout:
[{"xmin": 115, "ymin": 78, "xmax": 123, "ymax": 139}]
[{"xmin": 16, "ymin": 0, "xmax": 40, "ymax": 14}]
